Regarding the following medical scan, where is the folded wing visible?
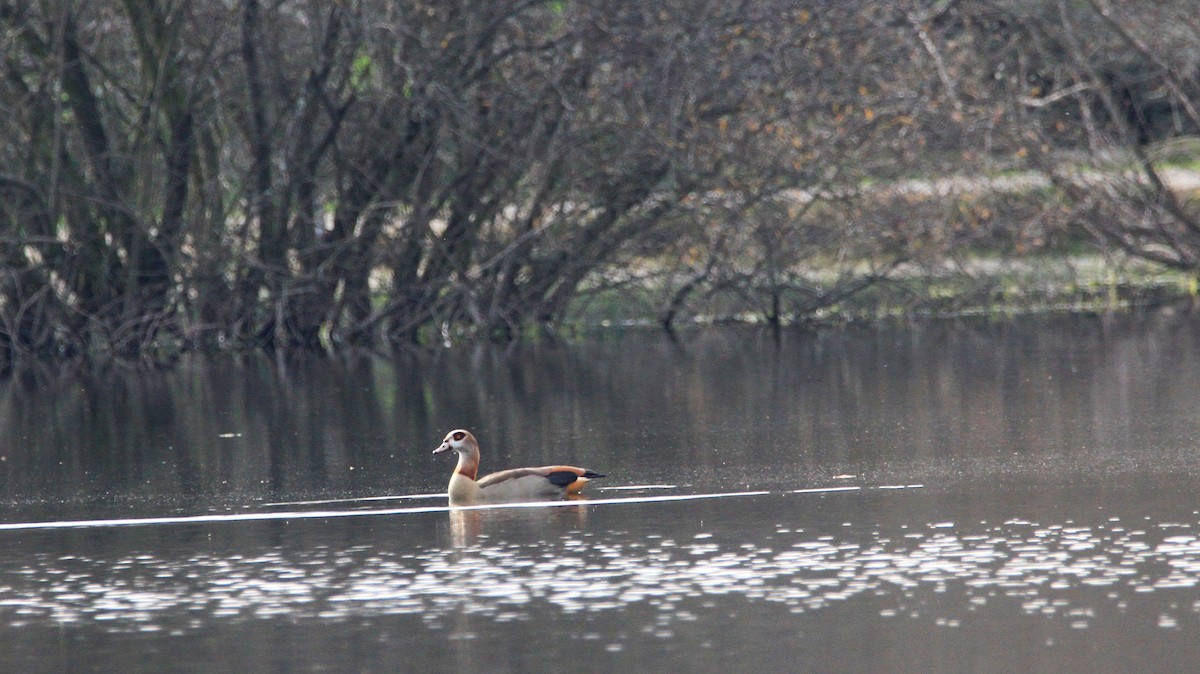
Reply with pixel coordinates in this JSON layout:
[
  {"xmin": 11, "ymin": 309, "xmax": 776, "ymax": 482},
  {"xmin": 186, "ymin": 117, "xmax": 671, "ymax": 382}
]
[{"xmin": 477, "ymin": 465, "xmax": 606, "ymax": 498}]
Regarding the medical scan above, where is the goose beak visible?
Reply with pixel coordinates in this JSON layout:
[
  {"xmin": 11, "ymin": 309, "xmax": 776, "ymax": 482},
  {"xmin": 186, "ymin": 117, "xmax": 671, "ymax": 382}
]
[{"xmin": 433, "ymin": 441, "xmax": 451, "ymax": 454}]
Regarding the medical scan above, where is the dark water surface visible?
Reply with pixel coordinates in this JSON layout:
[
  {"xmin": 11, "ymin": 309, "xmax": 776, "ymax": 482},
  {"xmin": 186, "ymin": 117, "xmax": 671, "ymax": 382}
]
[{"xmin": 4, "ymin": 312, "xmax": 1200, "ymax": 672}]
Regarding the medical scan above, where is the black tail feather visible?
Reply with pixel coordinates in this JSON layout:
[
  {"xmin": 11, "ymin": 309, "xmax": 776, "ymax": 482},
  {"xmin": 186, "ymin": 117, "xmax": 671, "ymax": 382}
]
[
  {"xmin": 546, "ymin": 470, "xmax": 605, "ymax": 487},
  {"xmin": 546, "ymin": 471, "xmax": 581, "ymax": 487}
]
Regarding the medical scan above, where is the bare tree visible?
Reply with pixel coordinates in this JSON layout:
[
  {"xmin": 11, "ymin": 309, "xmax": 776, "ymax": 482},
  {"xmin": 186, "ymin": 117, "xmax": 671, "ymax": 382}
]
[
  {"xmin": 928, "ymin": 0, "xmax": 1200, "ymax": 270},
  {"xmin": 5, "ymin": 0, "xmax": 1196, "ymax": 366}
]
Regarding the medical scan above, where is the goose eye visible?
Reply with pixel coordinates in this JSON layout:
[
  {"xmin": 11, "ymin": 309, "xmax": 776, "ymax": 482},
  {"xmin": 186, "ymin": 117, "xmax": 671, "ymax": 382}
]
[{"xmin": 452, "ymin": 431, "xmax": 466, "ymax": 441}]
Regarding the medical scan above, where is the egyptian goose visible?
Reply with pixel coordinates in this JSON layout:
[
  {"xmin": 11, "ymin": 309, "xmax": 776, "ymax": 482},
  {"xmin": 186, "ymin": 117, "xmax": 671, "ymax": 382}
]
[{"xmin": 433, "ymin": 429, "xmax": 604, "ymax": 505}]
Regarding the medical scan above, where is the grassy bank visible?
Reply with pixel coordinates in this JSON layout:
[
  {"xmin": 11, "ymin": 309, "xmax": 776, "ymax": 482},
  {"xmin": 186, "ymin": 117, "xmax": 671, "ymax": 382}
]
[{"xmin": 567, "ymin": 253, "xmax": 1197, "ymax": 331}]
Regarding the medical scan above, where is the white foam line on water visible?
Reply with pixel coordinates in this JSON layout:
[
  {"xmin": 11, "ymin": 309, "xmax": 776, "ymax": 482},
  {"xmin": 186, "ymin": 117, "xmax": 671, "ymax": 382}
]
[
  {"xmin": 256, "ymin": 493, "xmax": 446, "ymax": 508},
  {"xmin": 0, "ymin": 490, "xmax": 771, "ymax": 532},
  {"xmin": 262, "ymin": 486, "xmax": 682, "ymax": 506},
  {"xmin": 877, "ymin": 484, "xmax": 925, "ymax": 490},
  {"xmin": 791, "ymin": 486, "xmax": 862, "ymax": 494}
]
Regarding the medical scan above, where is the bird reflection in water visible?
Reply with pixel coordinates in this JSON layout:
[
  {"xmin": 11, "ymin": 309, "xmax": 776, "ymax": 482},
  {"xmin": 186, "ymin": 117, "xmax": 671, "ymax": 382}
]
[{"xmin": 447, "ymin": 502, "xmax": 591, "ymax": 548}]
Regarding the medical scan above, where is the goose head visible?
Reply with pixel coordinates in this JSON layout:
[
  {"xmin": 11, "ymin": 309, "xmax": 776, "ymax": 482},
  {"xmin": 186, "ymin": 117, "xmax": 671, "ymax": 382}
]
[{"xmin": 433, "ymin": 429, "xmax": 478, "ymax": 456}]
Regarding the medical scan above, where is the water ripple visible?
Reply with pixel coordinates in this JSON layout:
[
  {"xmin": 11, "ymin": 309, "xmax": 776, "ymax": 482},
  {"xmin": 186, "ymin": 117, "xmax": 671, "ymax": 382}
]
[{"xmin": 5, "ymin": 513, "xmax": 1200, "ymax": 634}]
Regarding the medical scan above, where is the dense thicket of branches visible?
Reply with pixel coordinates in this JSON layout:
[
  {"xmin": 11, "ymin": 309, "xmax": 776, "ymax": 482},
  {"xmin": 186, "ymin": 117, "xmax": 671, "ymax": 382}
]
[{"xmin": 1, "ymin": 0, "xmax": 1198, "ymax": 363}]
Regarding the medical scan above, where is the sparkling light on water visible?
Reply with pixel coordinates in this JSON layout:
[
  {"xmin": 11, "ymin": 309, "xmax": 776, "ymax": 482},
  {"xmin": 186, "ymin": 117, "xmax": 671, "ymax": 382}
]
[{"xmin": 4, "ymin": 504, "xmax": 1200, "ymax": 635}]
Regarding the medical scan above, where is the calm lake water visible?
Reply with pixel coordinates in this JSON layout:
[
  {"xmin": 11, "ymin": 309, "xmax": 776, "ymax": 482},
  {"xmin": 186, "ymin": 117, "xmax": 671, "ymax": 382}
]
[{"xmin": 4, "ymin": 311, "xmax": 1200, "ymax": 672}]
